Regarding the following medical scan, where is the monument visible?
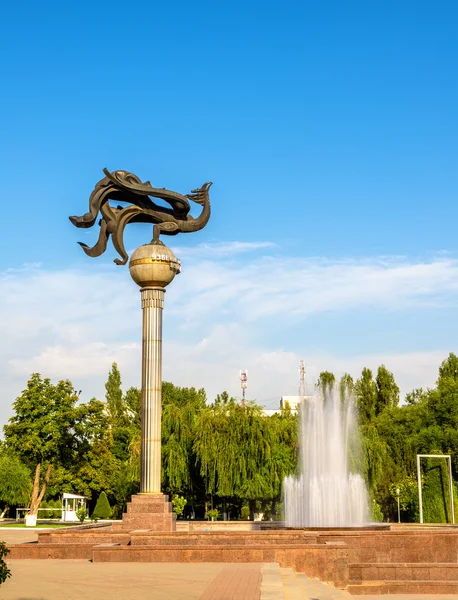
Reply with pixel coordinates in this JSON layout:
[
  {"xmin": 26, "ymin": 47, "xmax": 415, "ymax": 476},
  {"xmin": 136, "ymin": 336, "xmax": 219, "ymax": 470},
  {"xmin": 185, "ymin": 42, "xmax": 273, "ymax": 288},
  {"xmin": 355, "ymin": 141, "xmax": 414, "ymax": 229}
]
[
  {"xmin": 69, "ymin": 169, "xmax": 212, "ymax": 529},
  {"xmin": 9, "ymin": 171, "xmax": 458, "ymax": 595}
]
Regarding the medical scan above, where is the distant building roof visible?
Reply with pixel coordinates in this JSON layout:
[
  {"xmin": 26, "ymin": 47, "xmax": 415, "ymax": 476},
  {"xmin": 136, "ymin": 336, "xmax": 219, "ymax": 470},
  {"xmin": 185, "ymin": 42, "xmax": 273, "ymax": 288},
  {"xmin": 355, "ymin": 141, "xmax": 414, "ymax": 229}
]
[{"xmin": 62, "ymin": 493, "xmax": 87, "ymax": 499}]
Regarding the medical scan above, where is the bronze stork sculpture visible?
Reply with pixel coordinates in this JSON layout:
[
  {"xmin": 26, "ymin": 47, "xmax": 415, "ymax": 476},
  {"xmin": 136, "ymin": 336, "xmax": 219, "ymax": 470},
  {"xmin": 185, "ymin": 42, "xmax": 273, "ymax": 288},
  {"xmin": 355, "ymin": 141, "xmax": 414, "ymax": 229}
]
[{"xmin": 69, "ymin": 168, "xmax": 212, "ymax": 265}]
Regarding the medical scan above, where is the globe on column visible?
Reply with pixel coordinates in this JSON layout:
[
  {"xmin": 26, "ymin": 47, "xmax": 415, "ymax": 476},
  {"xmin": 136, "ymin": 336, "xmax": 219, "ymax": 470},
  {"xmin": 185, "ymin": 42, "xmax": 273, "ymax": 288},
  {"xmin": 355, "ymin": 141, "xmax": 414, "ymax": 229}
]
[{"xmin": 129, "ymin": 241, "xmax": 181, "ymax": 289}]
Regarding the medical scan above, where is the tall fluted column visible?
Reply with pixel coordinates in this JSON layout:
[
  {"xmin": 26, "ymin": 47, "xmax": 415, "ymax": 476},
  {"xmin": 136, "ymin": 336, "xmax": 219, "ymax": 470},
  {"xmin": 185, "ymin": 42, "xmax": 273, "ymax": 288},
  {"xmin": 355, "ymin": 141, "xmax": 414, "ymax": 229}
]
[
  {"xmin": 128, "ymin": 240, "xmax": 180, "ymax": 507},
  {"xmin": 140, "ymin": 286, "xmax": 165, "ymax": 493}
]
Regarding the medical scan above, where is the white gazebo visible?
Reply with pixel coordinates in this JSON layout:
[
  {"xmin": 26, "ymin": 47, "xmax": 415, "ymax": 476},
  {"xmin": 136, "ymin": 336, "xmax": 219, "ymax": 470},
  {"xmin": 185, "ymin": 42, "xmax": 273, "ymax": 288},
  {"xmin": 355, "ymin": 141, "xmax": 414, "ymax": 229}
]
[{"xmin": 62, "ymin": 493, "xmax": 87, "ymax": 522}]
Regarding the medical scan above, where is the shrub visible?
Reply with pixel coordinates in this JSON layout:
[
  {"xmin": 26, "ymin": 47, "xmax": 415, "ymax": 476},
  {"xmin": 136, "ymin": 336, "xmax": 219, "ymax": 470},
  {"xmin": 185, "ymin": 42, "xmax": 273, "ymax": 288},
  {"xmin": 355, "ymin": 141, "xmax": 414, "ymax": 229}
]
[
  {"xmin": 172, "ymin": 495, "xmax": 187, "ymax": 517},
  {"xmin": 240, "ymin": 505, "xmax": 250, "ymax": 520},
  {"xmin": 206, "ymin": 508, "xmax": 219, "ymax": 521},
  {"xmin": 76, "ymin": 507, "xmax": 87, "ymax": 523},
  {"xmin": 0, "ymin": 542, "xmax": 11, "ymax": 585},
  {"xmin": 92, "ymin": 492, "xmax": 112, "ymax": 520}
]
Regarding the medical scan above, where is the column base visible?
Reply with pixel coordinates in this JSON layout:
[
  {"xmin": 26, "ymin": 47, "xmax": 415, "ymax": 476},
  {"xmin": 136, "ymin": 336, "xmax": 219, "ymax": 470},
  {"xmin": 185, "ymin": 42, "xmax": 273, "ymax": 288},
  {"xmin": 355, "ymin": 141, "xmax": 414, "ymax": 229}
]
[{"xmin": 117, "ymin": 494, "xmax": 176, "ymax": 531}]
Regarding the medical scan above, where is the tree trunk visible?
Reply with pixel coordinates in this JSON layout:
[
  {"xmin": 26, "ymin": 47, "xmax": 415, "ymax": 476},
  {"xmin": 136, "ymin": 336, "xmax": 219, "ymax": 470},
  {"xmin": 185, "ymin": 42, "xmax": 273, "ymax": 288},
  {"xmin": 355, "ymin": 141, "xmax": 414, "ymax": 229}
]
[
  {"xmin": 29, "ymin": 463, "xmax": 52, "ymax": 516},
  {"xmin": 249, "ymin": 499, "xmax": 256, "ymax": 521},
  {"xmin": 0, "ymin": 505, "xmax": 8, "ymax": 519},
  {"xmin": 271, "ymin": 499, "xmax": 277, "ymax": 521}
]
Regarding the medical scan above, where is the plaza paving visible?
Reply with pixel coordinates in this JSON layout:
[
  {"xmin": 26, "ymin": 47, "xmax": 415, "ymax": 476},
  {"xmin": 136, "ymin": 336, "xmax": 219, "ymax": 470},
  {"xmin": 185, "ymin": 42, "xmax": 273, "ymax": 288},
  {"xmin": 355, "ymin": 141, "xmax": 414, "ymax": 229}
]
[
  {"xmin": 1, "ymin": 560, "xmax": 262, "ymax": 600},
  {"xmin": 3, "ymin": 529, "xmax": 458, "ymax": 599}
]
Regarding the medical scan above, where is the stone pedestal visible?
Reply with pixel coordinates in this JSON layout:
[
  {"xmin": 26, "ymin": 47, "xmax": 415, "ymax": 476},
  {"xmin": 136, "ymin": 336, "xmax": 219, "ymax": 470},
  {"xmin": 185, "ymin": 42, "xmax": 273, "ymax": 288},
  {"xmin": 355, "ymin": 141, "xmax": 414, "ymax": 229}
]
[{"xmin": 118, "ymin": 494, "xmax": 176, "ymax": 531}]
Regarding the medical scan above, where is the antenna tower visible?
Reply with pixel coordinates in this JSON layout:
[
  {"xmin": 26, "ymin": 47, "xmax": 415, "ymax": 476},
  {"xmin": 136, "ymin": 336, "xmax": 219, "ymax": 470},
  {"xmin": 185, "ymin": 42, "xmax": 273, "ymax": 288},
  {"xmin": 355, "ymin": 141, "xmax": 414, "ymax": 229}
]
[
  {"xmin": 299, "ymin": 360, "xmax": 306, "ymax": 398},
  {"xmin": 240, "ymin": 370, "xmax": 248, "ymax": 405}
]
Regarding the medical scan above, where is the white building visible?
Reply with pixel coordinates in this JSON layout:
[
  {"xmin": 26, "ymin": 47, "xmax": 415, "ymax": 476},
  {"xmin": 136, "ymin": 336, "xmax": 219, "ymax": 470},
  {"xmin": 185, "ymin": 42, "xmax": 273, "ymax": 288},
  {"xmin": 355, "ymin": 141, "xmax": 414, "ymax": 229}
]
[{"xmin": 262, "ymin": 395, "xmax": 313, "ymax": 416}]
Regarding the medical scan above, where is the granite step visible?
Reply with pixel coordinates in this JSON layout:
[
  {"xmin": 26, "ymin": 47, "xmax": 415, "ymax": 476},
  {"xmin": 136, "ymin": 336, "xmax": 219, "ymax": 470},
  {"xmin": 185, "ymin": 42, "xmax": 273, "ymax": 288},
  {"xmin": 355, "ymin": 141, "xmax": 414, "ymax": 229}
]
[
  {"xmin": 37, "ymin": 532, "xmax": 130, "ymax": 545},
  {"xmin": 280, "ymin": 568, "xmax": 303, "ymax": 599},
  {"xmin": 261, "ymin": 563, "xmax": 285, "ymax": 600},
  {"xmin": 348, "ymin": 580, "xmax": 458, "ymax": 595},
  {"xmin": 130, "ymin": 493, "xmax": 168, "ymax": 503},
  {"xmin": 350, "ymin": 562, "xmax": 458, "ymax": 582},
  {"xmin": 280, "ymin": 567, "xmax": 352, "ymax": 600},
  {"xmin": 126, "ymin": 502, "xmax": 172, "ymax": 514},
  {"xmin": 128, "ymin": 532, "xmax": 314, "ymax": 546}
]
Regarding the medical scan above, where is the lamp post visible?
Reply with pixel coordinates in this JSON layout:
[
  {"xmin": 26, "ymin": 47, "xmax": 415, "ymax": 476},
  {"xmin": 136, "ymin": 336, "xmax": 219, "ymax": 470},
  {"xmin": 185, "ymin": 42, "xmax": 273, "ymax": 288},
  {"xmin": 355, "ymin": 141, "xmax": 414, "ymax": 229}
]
[{"xmin": 396, "ymin": 487, "xmax": 401, "ymax": 523}]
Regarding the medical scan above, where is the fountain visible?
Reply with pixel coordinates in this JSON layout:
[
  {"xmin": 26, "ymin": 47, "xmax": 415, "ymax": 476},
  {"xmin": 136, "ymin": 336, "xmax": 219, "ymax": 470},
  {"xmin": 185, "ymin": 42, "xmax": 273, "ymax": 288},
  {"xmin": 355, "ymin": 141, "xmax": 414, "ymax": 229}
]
[{"xmin": 284, "ymin": 384, "xmax": 369, "ymax": 527}]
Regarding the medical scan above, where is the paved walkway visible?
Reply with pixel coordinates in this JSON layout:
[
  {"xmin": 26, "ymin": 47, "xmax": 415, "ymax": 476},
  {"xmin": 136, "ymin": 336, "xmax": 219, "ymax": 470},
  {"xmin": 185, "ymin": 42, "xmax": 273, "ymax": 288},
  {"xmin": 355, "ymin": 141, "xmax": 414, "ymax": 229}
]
[
  {"xmin": 0, "ymin": 529, "xmax": 40, "ymax": 544},
  {"xmin": 0, "ymin": 560, "xmax": 262, "ymax": 600},
  {"xmin": 358, "ymin": 597, "xmax": 458, "ymax": 600},
  {"xmin": 3, "ymin": 531, "xmax": 458, "ymax": 599}
]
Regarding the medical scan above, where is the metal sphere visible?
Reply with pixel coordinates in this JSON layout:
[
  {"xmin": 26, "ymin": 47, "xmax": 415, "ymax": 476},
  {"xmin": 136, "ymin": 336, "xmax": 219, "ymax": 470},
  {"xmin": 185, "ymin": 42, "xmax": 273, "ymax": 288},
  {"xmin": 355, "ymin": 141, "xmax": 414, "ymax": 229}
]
[{"xmin": 129, "ymin": 242, "xmax": 181, "ymax": 288}]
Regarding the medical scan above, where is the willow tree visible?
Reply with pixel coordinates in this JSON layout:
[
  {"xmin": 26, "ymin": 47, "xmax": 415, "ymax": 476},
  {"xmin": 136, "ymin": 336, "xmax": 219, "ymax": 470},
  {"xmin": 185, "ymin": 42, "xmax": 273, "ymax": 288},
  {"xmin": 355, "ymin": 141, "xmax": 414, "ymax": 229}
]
[
  {"xmin": 260, "ymin": 405, "xmax": 298, "ymax": 517},
  {"xmin": 194, "ymin": 401, "xmax": 274, "ymax": 516},
  {"xmin": 0, "ymin": 453, "xmax": 32, "ymax": 518},
  {"xmin": 161, "ymin": 383, "xmax": 206, "ymax": 501}
]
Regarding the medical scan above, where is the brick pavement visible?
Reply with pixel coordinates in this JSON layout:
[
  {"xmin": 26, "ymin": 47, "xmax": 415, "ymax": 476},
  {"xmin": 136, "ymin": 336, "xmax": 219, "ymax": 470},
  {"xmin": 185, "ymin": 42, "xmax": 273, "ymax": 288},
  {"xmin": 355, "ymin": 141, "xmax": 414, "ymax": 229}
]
[{"xmin": 199, "ymin": 565, "xmax": 261, "ymax": 600}]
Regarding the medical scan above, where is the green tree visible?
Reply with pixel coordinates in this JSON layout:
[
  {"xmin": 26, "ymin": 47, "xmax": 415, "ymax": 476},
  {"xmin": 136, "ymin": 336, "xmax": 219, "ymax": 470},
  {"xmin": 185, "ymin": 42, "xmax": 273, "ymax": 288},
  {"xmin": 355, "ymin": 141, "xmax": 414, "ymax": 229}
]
[
  {"xmin": 194, "ymin": 401, "xmax": 274, "ymax": 516},
  {"xmin": 161, "ymin": 383, "xmax": 206, "ymax": 500},
  {"xmin": 214, "ymin": 391, "xmax": 236, "ymax": 406},
  {"xmin": 355, "ymin": 368, "xmax": 377, "ymax": 425},
  {"xmin": 375, "ymin": 365, "xmax": 400, "ymax": 415},
  {"xmin": 105, "ymin": 364, "xmax": 133, "ymax": 463},
  {"xmin": 3, "ymin": 374, "xmax": 80, "ymax": 515},
  {"xmin": 92, "ymin": 491, "xmax": 112, "ymax": 519},
  {"xmin": 124, "ymin": 386, "xmax": 141, "ymax": 428},
  {"xmin": 339, "ymin": 373, "xmax": 354, "ymax": 403},
  {"xmin": 405, "ymin": 388, "xmax": 427, "ymax": 406},
  {"xmin": 105, "ymin": 363, "xmax": 125, "ymax": 427},
  {"xmin": 317, "ymin": 371, "xmax": 335, "ymax": 396},
  {"xmin": 438, "ymin": 352, "xmax": 458, "ymax": 381},
  {"xmin": 428, "ymin": 353, "xmax": 458, "ymax": 428},
  {"xmin": 0, "ymin": 454, "xmax": 32, "ymax": 517}
]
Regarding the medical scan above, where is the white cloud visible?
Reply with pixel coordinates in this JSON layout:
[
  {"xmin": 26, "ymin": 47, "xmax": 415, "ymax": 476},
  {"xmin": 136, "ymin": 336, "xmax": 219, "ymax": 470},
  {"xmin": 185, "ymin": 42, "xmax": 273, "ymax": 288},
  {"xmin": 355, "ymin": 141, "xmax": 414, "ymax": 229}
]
[
  {"xmin": 168, "ymin": 254, "xmax": 458, "ymax": 324},
  {"xmin": 172, "ymin": 240, "xmax": 277, "ymax": 259},
  {"xmin": 0, "ymin": 246, "xmax": 457, "ymax": 426}
]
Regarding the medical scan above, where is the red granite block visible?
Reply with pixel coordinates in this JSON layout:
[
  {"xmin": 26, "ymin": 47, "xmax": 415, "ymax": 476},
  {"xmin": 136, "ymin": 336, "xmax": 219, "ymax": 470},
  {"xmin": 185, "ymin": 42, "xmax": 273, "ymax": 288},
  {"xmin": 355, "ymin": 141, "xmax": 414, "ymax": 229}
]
[
  {"xmin": 434, "ymin": 535, "xmax": 458, "ymax": 562},
  {"xmin": 417, "ymin": 582, "xmax": 458, "ymax": 594},
  {"xmin": 378, "ymin": 566, "xmax": 396, "ymax": 580},
  {"xmin": 202, "ymin": 548, "xmax": 223, "ymax": 562},
  {"xmin": 387, "ymin": 581, "xmax": 419, "ymax": 594},
  {"xmin": 127, "ymin": 502, "xmax": 171, "ymax": 514},
  {"xmin": 348, "ymin": 583, "xmax": 381, "ymax": 595},
  {"xmin": 428, "ymin": 566, "xmax": 446, "ymax": 580},
  {"xmin": 349, "ymin": 565, "xmax": 362, "ymax": 580},
  {"xmin": 359, "ymin": 547, "xmax": 377, "ymax": 562},
  {"xmin": 446, "ymin": 566, "xmax": 458, "ymax": 581},
  {"xmin": 411, "ymin": 567, "xmax": 425, "ymax": 580},
  {"xmin": 396, "ymin": 567, "xmax": 413, "ymax": 580},
  {"xmin": 361, "ymin": 566, "xmax": 379, "ymax": 580},
  {"xmin": 130, "ymin": 493, "xmax": 167, "ymax": 503},
  {"xmin": 262, "ymin": 548, "xmax": 276, "ymax": 562}
]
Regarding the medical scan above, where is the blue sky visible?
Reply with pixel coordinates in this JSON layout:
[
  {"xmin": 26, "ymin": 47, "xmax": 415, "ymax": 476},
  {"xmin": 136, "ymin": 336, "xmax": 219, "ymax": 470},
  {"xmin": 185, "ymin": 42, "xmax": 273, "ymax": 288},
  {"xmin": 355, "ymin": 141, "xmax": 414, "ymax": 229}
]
[{"xmin": 1, "ymin": 0, "xmax": 457, "ymax": 425}]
